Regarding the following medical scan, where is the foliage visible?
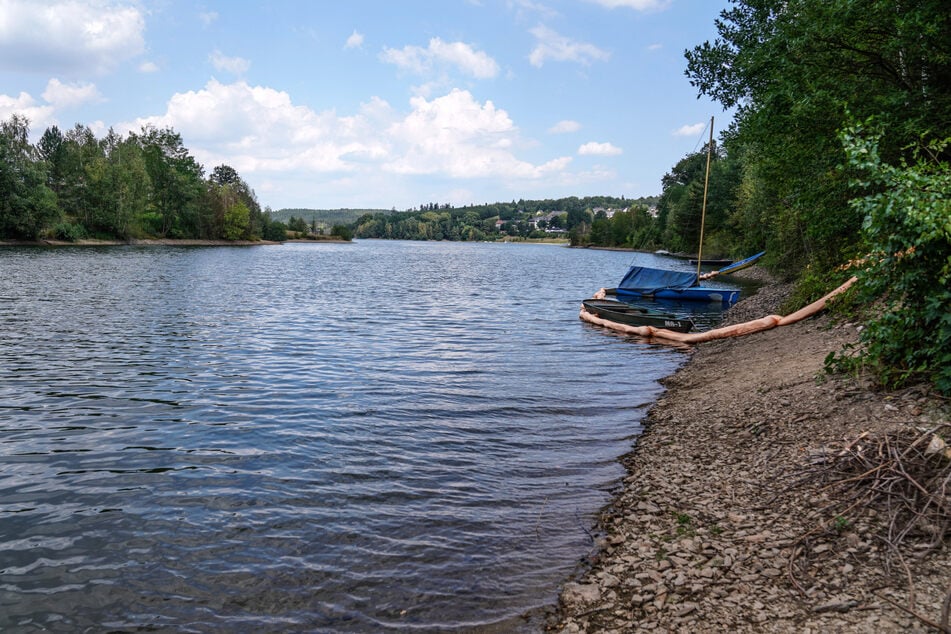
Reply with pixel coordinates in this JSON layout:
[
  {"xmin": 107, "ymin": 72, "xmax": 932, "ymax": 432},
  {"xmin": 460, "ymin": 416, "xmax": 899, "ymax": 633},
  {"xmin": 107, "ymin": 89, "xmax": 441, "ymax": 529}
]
[
  {"xmin": 835, "ymin": 125, "xmax": 951, "ymax": 393},
  {"xmin": 0, "ymin": 116, "xmax": 268, "ymax": 243},
  {"xmin": 51, "ymin": 221, "xmax": 86, "ymax": 242},
  {"xmin": 0, "ymin": 115, "xmax": 59, "ymax": 239},
  {"xmin": 223, "ymin": 201, "xmax": 251, "ymax": 240},
  {"xmin": 684, "ymin": 0, "xmax": 951, "ymax": 276},
  {"xmin": 353, "ymin": 196, "xmax": 642, "ymax": 242},
  {"xmin": 330, "ymin": 224, "xmax": 353, "ymax": 241}
]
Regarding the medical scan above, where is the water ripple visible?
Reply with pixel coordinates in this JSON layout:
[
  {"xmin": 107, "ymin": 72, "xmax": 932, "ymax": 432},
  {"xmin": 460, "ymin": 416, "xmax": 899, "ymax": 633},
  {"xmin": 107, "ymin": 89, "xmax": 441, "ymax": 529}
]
[{"xmin": 0, "ymin": 242, "xmax": 737, "ymax": 632}]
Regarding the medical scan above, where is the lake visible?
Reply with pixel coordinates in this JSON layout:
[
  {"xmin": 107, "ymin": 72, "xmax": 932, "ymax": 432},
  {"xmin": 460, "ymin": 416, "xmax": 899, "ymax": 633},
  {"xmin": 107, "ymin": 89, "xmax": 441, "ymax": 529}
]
[{"xmin": 0, "ymin": 241, "xmax": 739, "ymax": 632}]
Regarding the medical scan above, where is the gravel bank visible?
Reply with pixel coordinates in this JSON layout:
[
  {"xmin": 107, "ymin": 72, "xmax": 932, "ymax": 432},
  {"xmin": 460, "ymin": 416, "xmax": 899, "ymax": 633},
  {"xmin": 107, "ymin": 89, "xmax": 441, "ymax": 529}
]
[{"xmin": 549, "ymin": 269, "xmax": 950, "ymax": 632}]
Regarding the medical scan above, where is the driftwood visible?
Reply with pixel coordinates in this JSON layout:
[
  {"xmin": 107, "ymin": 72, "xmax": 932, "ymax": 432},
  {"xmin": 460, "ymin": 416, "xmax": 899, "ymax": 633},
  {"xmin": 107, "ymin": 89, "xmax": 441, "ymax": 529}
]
[{"xmin": 580, "ymin": 276, "xmax": 857, "ymax": 344}]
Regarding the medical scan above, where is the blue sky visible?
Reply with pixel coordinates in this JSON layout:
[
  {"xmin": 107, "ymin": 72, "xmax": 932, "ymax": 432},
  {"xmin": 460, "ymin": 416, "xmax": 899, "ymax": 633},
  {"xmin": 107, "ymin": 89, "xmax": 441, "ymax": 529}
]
[{"xmin": 0, "ymin": 0, "xmax": 732, "ymax": 211}]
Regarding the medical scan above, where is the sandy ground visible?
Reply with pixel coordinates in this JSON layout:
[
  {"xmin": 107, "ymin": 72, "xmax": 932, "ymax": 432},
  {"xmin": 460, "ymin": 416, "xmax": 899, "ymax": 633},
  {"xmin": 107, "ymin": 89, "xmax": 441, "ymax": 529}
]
[{"xmin": 549, "ymin": 269, "xmax": 950, "ymax": 633}]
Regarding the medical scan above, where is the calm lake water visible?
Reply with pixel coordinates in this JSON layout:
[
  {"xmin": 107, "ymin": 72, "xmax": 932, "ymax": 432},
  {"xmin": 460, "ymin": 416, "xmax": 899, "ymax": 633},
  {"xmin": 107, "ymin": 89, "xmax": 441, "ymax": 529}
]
[{"xmin": 0, "ymin": 241, "xmax": 739, "ymax": 632}]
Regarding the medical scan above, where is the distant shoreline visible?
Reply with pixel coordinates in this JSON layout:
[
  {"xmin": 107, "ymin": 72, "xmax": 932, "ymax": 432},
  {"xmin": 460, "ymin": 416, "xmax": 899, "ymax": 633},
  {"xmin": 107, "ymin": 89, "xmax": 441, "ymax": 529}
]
[{"xmin": 0, "ymin": 238, "xmax": 354, "ymax": 247}]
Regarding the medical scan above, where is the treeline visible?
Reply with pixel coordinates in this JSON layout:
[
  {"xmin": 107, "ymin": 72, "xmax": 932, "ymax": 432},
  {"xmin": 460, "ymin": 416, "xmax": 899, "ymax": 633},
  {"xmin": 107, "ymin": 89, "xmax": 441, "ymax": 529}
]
[
  {"xmin": 668, "ymin": 0, "xmax": 950, "ymax": 392},
  {"xmin": 0, "ymin": 116, "xmax": 287, "ymax": 242},
  {"xmin": 271, "ymin": 208, "xmax": 385, "ymax": 227},
  {"xmin": 353, "ymin": 196, "xmax": 655, "ymax": 241}
]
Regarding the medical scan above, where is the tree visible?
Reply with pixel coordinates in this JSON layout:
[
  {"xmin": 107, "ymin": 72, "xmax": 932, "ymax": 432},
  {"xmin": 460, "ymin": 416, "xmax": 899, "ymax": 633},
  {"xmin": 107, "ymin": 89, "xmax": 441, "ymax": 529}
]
[
  {"xmin": 0, "ymin": 115, "xmax": 58, "ymax": 239},
  {"xmin": 133, "ymin": 125, "xmax": 205, "ymax": 237},
  {"xmin": 223, "ymin": 201, "xmax": 250, "ymax": 240},
  {"xmin": 685, "ymin": 0, "xmax": 951, "ymax": 273}
]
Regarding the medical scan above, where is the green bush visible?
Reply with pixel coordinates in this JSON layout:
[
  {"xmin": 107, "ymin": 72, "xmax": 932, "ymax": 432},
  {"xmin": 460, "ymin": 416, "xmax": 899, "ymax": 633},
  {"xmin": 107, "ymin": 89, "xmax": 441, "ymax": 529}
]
[
  {"xmin": 51, "ymin": 222, "xmax": 86, "ymax": 242},
  {"xmin": 836, "ymin": 123, "xmax": 951, "ymax": 394},
  {"xmin": 330, "ymin": 224, "xmax": 353, "ymax": 241}
]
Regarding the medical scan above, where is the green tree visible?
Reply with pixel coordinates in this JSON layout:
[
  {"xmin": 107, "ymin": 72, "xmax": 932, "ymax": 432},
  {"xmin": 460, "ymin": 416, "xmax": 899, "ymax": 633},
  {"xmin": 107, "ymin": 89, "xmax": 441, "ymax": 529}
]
[
  {"xmin": 837, "ymin": 125, "xmax": 951, "ymax": 393},
  {"xmin": 133, "ymin": 126, "xmax": 205, "ymax": 238},
  {"xmin": 0, "ymin": 115, "xmax": 59, "ymax": 239},
  {"xmin": 685, "ymin": 0, "xmax": 951, "ymax": 274},
  {"xmin": 223, "ymin": 200, "xmax": 251, "ymax": 240}
]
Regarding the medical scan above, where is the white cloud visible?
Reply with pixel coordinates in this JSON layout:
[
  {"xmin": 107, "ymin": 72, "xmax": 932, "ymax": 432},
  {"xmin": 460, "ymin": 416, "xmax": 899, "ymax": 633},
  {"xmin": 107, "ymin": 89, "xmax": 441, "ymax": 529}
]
[
  {"xmin": 585, "ymin": 0, "xmax": 671, "ymax": 9},
  {"xmin": 139, "ymin": 61, "xmax": 160, "ymax": 73},
  {"xmin": 345, "ymin": 30, "xmax": 364, "ymax": 49},
  {"xmin": 578, "ymin": 141, "xmax": 622, "ymax": 156},
  {"xmin": 124, "ymin": 80, "xmax": 390, "ymax": 175},
  {"xmin": 0, "ymin": 91, "xmax": 55, "ymax": 129},
  {"xmin": 528, "ymin": 25, "xmax": 609, "ymax": 67},
  {"xmin": 0, "ymin": 0, "xmax": 145, "ymax": 75},
  {"xmin": 386, "ymin": 89, "xmax": 544, "ymax": 177},
  {"xmin": 381, "ymin": 37, "xmax": 499, "ymax": 79},
  {"xmin": 673, "ymin": 122, "xmax": 705, "ymax": 137},
  {"xmin": 210, "ymin": 50, "xmax": 251, "ymax": 75},
  {"xmin": 42, "ymin": 78, "xmax": 103, "ymax": 108},
  {"xmin": 549, "ymin": 119, "xmax": 581, "ymax": 134},
  {"xmin": 122, "ymin": 81, "xmax": 574, "ymax": 208}
]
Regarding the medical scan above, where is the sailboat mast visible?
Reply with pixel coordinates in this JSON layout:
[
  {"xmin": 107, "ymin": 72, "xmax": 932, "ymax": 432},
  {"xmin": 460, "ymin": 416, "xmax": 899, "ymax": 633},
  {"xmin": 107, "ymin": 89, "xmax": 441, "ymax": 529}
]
[{"xmin": 696, "ymin": 116, "xmax": 714, "ymax": 279}]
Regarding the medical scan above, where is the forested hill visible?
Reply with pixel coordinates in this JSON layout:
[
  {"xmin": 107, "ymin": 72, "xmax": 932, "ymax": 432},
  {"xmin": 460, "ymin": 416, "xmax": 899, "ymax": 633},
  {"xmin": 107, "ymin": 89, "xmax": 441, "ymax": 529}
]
[
  {"xmin": 352, "ymin": 195, "xmax": 657, "ymax": 242},
  {"xmin": 270, "ymin": 208, "xmax": 389, "ymax": 227}
]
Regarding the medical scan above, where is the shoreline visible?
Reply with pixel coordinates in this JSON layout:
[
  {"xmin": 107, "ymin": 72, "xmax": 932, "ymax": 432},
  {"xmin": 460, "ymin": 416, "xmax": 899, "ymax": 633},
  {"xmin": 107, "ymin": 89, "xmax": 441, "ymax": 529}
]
[
  {"xmin": 550, "ymin": 270, "xmax": 949, "ymax": 632},
  {"xmin": 0, "ymin": 238, "xmax": 355, "ymax": 247}
]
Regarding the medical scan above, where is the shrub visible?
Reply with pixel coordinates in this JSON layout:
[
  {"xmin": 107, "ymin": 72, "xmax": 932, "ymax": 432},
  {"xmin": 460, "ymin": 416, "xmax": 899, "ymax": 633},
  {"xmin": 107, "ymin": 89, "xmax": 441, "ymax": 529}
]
[{"xmin": 837, "ymin": 123, "xmax": 951, "ymax": 394}]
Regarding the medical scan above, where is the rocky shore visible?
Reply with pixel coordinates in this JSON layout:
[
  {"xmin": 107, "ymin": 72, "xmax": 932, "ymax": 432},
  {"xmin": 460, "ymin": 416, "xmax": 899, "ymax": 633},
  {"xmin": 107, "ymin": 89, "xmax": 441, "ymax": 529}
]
[{"xmin": 550, "ymin": 270, "xmax": 950, "ymax": 632}]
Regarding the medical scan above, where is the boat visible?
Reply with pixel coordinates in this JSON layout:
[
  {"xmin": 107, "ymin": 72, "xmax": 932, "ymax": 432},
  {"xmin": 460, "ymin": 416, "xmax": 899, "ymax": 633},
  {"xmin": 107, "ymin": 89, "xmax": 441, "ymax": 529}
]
[
  {"xmin": 597, "ymin": 118, "xmax": 763, "ymax": 306},
  {"xmin": 581, "ymin": 298, "xmax": 694, "ymax": 333},
  {"xmin": 698, "ymin": 250, "xmax": 766, "ymax": 280},
  {"xmin": 609, "ymin": 266, "xmax": 741, "ymax": 304}
]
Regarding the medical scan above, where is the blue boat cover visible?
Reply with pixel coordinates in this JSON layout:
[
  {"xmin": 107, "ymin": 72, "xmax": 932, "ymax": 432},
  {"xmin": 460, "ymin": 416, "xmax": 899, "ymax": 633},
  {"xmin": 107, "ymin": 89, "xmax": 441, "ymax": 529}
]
[{"xmin": 617, "ymin": 266, "xmax": 698, "ymax": 293}]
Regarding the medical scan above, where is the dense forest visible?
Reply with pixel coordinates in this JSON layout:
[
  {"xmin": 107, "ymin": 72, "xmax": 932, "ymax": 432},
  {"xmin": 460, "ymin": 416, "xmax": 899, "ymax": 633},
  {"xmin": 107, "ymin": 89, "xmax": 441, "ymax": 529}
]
[{"xmin": 0, "ymin": 117, "xmax": 288, "ymax": 242}]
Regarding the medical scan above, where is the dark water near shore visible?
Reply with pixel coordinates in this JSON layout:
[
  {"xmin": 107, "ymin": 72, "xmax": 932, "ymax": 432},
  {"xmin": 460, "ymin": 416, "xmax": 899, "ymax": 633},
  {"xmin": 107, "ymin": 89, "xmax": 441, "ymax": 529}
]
[{"xmin": 0, "ymin": 241, "xmax": 739, "ymax": 632}]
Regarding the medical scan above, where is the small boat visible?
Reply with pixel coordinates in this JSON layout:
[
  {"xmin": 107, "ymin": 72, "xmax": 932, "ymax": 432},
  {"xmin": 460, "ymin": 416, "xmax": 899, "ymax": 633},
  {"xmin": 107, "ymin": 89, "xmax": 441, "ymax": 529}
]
[
  {"xmin": 581, "ymin": 299, "xmax": 694, "ymax": 333},
  {"xmin": 609, "ymin": 266, "xmax": 741, "ymax": 304},
  {"xmin": 704, "ymin": 250, "xmax": 765, "ymax": 277}
]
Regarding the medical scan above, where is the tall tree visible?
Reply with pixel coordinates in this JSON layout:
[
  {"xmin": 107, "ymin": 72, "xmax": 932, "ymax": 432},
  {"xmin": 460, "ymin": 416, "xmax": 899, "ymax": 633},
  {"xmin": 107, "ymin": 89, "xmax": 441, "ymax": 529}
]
[
  {"xmin": 685, "ymin": 0, "xmax": 951, "ymax": 271},
  {"xmin": 0, "ymin": 115, "xmax": 58, "ymax": 239}
]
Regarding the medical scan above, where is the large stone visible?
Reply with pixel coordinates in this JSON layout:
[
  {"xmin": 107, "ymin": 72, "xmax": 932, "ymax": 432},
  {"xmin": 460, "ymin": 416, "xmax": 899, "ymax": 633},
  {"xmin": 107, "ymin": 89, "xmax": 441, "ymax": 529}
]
[{"xmin": 561, "ymin": 582, "xmax": 601, "ymax": 609}]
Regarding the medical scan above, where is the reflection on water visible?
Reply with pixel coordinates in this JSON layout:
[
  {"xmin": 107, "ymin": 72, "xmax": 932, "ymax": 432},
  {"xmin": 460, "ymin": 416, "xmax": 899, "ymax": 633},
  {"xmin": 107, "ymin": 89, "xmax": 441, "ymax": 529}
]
[{"xmin": 0, "ymin": 242, "xmax": 738, "ymax": 632}]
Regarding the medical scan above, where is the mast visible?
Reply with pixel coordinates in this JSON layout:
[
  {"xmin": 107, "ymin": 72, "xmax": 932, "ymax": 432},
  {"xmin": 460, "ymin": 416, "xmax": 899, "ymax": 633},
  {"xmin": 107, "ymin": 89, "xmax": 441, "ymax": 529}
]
[{"xmin": 696, "ymin": 116, "xmax": 714, "ymax": 279}]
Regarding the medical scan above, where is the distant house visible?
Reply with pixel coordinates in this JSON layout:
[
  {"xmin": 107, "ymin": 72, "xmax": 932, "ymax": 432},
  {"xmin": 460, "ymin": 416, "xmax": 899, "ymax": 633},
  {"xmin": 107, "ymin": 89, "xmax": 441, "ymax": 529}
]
[
  {"xmin": 529, "ymin": 211, "xmax": 564, "ymax": 230},
  {"xmin": 593, "ymin": 207, "xmax": 621, "ymax": 219}
]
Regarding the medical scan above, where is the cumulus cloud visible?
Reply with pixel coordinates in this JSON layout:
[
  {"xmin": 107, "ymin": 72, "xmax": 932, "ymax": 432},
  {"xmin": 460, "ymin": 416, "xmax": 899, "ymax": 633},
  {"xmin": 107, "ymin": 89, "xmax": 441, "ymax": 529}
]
[
  {"xmin": 673, "ymin": 122, "xmax": 705, "ymax": 137},
  {"xmin": 548, "ymin": 119, "xmax": 581, "ymax": 134},
  {"xmin": 578, "ymin": 141, "xmax": 622, "ymax": 156},
  {"xmin": 528, "ymin": 25, "xmax": 609, "ymax": 67},
  {"xmin": 0, "ymin": 0, "xmax": 145, "ymax": 75},
  {"xmin": 210, "ymin": 50, "xmax": 250, "ymax": 75},
  {"xmin": 345, "ymin": 30, "xmax": 364, "ymax": 49},
  {"xmin": 124, "ymin": 81, "xmax": 571, "ymax": 195},
  {"xmin": 42, "ymin": 78, "xmax": 103, "ymax": 108},
  {"xmin": 381, "ymin": 38, "xmax": 499, "ymax": 79},
  {"xmin": 0, "ymin": 91, "xmax": 55, "ymax": 129},
  {"xmin": 585, "ymin": 0, "xmax": 671, "ymax": 9},
  {"xmin": 125, "ymin": 80, "xmax": 391, "ymax": 175}
]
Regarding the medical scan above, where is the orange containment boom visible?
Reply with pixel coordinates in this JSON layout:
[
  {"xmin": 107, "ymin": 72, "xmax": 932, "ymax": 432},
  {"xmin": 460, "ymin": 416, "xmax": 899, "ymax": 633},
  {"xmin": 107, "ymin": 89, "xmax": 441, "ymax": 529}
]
[{"xmin": 580, "ymin": 276, "xmax": 857, "ymax": 344}]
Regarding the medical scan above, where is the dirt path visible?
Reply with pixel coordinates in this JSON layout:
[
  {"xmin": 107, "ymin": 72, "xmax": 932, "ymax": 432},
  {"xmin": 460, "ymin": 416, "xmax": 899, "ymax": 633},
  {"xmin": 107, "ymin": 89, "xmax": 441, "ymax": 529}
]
[{"xmin": 549, "ymin": 271, "xmax": 950, "ymax": 632}]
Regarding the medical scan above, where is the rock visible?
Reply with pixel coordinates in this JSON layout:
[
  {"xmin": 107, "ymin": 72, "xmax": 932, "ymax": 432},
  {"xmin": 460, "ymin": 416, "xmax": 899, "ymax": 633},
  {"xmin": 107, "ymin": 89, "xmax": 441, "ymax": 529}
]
[{"xmin": 561, "ymin": 582, "xmax": 600, "ymax": 609}]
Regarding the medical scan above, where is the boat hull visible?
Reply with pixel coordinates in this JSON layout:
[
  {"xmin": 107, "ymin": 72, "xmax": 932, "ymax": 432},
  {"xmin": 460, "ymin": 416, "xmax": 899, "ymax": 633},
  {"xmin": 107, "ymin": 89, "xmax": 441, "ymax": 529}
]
[{"xmin": 581, "ymin": 299, "xmax": 694, "ymax": 333}]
